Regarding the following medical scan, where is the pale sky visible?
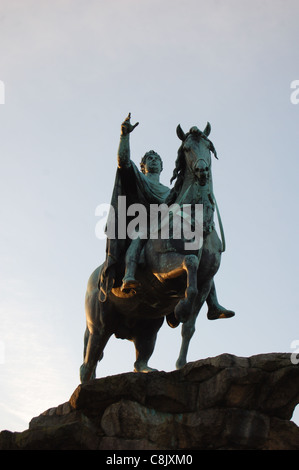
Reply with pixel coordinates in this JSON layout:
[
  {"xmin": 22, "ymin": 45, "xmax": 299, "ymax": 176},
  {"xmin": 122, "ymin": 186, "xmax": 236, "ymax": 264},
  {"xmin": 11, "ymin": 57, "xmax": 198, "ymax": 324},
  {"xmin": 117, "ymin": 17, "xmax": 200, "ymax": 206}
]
[{"xmin": 0, "ymin": 0, "xmax": 298, "ymax": 432}]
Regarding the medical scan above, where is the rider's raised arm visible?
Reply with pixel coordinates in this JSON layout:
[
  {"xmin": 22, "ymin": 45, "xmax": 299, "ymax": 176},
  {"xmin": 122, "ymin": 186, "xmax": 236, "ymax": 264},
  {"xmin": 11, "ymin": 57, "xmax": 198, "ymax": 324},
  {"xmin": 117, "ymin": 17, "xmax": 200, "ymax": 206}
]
[{"xmin": 117, "ymin": 113, "xmax": 139, "ymax": 169}]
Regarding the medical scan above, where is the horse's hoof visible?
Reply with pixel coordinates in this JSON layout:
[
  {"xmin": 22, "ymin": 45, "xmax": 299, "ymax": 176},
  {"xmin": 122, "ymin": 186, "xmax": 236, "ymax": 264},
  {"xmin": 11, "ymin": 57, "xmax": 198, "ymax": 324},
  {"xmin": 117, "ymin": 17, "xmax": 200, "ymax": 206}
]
[
  {"xmin": 134, "ymin": 363, "xmax": 158, "ymax": 373},
  {"xmin": 80, "ymin": 364, "xmax": 95, "ymax": 383},
  {"xmin": 176, "ymin": 358, "xmax": 186, "ymax": 370},
  {"xmin": 207, "ymin": 307, "xmax": 235, "ymax": 320}
]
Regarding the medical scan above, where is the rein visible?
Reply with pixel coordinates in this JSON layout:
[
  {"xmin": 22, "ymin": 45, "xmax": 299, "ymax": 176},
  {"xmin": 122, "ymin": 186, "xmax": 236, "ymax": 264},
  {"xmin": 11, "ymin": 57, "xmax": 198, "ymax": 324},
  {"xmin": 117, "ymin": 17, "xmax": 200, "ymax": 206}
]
[
  {"xmin": 174, "ymin": 182, "xmax": 226, "ymax": 253},
  {"xmin": 212, "ymin": 193, "xmax": 226, "ymax": 253}
]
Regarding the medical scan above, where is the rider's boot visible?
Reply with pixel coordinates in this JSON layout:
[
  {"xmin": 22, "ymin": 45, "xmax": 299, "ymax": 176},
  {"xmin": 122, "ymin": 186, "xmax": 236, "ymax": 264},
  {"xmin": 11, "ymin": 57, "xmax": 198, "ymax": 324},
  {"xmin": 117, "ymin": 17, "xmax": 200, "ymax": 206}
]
[
  {"xmin": 206, "ymin": 281, "xmax": 235, "ymax": 320},
  {"xmin": 121, "ymin": 260, "xmax": 140, "ymax": 293},
  {"xmin": 207, "ymin": 304, "xmax": 235, "ymax": 320}
]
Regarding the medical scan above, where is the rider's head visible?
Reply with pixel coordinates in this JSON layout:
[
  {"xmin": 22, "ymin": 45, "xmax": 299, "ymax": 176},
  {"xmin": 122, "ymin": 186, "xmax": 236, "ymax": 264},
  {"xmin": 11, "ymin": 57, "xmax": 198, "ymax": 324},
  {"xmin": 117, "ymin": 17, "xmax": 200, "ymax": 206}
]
[{"xmin": 140, "ymin": 150, "xmax": 163, "ymax": 175}]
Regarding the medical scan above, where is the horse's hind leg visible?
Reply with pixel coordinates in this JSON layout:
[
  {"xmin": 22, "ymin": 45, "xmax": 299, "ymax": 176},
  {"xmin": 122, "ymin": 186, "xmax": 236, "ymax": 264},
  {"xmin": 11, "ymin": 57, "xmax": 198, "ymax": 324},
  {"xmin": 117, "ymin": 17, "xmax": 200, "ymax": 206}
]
[
  {"xmin": 83, "ymin": 326, "xmax": 89, "ymax": 359},
  {"xmin": 174, "ymin": 254, "xmax": 199, "ymax": 323},
  {"xmin": 80, "ymin": 326, "xmax": 111, "ymax": 383}
]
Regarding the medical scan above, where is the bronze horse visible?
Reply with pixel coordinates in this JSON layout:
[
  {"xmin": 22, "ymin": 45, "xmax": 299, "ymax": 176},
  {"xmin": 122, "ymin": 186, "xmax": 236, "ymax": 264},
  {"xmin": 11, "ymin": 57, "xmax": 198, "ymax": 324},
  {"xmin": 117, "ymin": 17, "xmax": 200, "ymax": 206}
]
[{"xmin": 80, "ymin": 123, "xmax": 230, "ymax": 383}]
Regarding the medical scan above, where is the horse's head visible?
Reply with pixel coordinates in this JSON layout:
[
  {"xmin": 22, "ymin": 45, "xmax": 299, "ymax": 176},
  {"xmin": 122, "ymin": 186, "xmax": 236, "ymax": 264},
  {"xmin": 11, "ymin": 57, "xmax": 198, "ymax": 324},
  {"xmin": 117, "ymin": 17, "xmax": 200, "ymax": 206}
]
[{"xmin": 176, "ymin": 122, "xmax": 217, "ymax": 186}]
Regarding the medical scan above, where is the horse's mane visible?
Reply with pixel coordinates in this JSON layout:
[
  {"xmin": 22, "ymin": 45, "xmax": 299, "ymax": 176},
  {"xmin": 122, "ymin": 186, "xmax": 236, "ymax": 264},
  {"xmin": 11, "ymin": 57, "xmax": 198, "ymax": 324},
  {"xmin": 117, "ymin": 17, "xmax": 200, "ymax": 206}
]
[{"xmin": 165, "ymin": 143, "xmax": 186, "ymax": 205}]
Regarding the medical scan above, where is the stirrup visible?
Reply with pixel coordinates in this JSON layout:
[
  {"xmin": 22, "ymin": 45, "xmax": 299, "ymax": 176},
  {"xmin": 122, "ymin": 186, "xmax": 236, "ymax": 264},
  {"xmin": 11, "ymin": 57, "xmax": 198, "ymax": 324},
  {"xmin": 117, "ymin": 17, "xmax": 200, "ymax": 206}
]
[{"xmin": 121, "ymin": 277, "xmax": 141, "ymax": 293}]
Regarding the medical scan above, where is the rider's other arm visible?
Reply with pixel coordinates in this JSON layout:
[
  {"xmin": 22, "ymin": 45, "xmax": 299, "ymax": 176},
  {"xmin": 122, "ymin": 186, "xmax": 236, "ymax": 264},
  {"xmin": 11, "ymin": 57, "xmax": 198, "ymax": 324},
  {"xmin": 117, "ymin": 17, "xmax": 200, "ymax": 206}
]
[
  {"xmin": 117, "ymin": 113, "xmax": 139, "ymax": 170},
  {"xmin": 118, "ymin": 133, "xmax": 131, "ymax": 169}
]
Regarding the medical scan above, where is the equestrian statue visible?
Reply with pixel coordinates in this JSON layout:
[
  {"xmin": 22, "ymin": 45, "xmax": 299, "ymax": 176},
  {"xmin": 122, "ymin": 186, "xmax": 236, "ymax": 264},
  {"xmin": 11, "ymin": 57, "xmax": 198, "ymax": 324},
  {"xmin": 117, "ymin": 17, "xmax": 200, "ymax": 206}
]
[{"xmin": 80, "ymin": 114, "xmax": 234, "ymax": 383}]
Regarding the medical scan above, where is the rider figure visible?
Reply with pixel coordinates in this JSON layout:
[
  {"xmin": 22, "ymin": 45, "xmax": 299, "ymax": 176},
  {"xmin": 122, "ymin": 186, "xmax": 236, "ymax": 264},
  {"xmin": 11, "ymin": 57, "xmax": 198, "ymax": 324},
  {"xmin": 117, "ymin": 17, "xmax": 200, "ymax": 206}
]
[
  {"xmin": 118, "ymin": 115, "xmax": 169, "ymax": 292},
  {"xmin": 116, "ymin": 113, "xmax": 234, "ymax": 321}
]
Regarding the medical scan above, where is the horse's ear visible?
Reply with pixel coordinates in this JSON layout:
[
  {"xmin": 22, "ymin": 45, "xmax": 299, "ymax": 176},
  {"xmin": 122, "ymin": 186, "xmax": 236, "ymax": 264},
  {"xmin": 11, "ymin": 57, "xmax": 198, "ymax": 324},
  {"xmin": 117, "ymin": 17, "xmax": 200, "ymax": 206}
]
[
  {"xmin": 203, "ymin": 122, "xmax": 211, "ymax": 136},
  {"xmin": 176, "ymin": 124, "xmax": 186, "ymax": 141}
]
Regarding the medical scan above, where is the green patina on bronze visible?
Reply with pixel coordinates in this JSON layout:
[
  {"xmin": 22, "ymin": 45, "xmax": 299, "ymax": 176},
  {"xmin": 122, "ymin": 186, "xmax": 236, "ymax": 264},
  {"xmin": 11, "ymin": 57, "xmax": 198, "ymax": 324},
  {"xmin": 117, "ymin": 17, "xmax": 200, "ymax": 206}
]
[{"xmin": 80, "ymin": 114, "xmax": 235, "ymax": 383}]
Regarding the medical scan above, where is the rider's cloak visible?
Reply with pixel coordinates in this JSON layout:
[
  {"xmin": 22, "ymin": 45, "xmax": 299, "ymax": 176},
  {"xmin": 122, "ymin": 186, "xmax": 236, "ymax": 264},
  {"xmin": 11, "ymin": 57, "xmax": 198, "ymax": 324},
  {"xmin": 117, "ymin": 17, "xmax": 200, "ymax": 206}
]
[{"xmin": 98, "ymin": 162, "xmax": 170, "ymax": 301}]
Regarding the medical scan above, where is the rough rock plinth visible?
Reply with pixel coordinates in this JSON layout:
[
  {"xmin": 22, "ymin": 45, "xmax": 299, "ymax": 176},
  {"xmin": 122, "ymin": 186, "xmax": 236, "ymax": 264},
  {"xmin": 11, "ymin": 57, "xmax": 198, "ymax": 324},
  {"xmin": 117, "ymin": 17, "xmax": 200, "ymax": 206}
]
[{"xmin": 1, "ymin": 353, "xmax": 298, "ymax": 450}]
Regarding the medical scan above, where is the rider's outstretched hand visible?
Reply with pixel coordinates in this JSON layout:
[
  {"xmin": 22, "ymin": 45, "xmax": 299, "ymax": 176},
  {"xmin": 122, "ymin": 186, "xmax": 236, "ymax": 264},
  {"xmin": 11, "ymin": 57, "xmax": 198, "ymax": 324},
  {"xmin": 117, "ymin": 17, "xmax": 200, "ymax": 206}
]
[{"xmin": 121, "ymin": 113, "xmax": 139, "ymax": 136}]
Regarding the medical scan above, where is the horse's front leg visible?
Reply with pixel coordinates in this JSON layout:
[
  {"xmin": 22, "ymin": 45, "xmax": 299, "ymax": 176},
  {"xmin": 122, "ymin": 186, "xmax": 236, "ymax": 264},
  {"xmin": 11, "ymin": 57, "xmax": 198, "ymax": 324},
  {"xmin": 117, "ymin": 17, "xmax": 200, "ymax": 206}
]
[
  {"xmin": 176, "ymin": 313, "xmax": 196, "ymax": 370},
  {"xmin": 176, "ymin": 279, "xmax": 213, "ymax": 369},
  {"xmin": 174, "ymin": 254, "xmax": 199, "ymax": 323}
]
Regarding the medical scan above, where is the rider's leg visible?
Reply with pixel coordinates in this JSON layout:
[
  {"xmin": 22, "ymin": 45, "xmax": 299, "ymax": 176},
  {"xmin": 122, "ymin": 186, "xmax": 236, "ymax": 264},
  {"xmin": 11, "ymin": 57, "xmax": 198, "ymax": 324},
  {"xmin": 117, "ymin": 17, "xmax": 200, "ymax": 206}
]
[
  {"xmin": 121, "ymin": 237, "xmax": 144, "ymax": 291},
  {"xmin": 206, "ymin": 280, "xmax": 235, "ymax": 320}
]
